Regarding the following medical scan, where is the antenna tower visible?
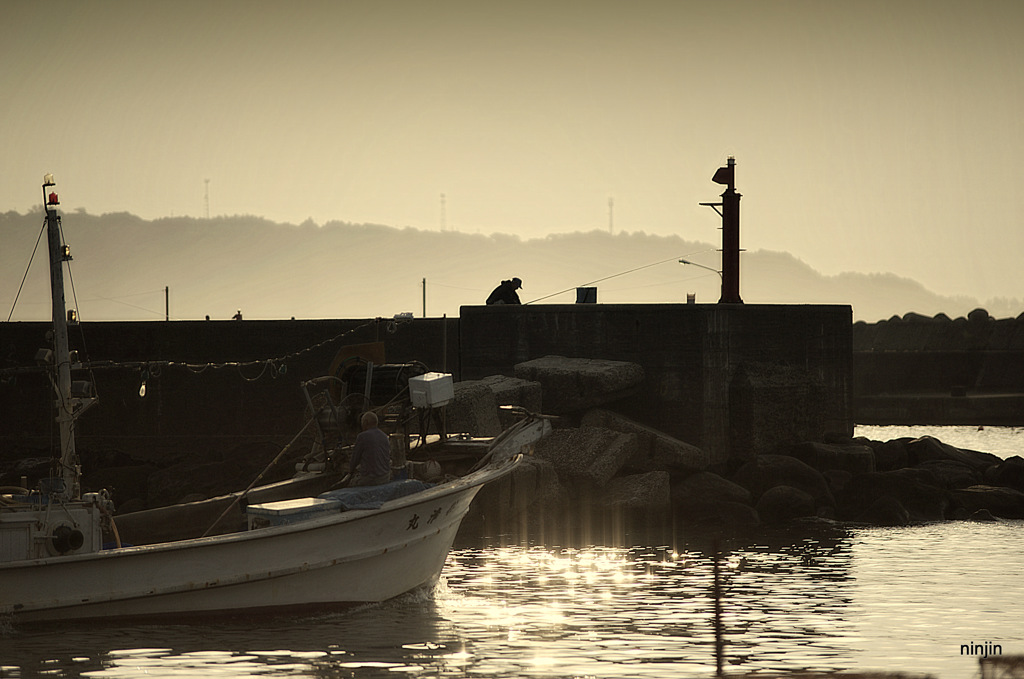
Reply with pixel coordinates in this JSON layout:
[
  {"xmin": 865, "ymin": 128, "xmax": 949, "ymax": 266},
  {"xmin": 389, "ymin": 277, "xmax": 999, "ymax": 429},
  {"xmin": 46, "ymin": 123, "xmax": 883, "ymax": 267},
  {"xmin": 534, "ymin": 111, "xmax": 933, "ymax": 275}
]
[
  {"xmin": 440, "ymin": 193, "xmax": 447, "ymax": 231},
  {"xmin": 204, "ymin": 179, "xmax": 210, "ymax": 219},
  {"xmin": 608, "ymin": 197, "xmax": 614, "ymax": 234}
]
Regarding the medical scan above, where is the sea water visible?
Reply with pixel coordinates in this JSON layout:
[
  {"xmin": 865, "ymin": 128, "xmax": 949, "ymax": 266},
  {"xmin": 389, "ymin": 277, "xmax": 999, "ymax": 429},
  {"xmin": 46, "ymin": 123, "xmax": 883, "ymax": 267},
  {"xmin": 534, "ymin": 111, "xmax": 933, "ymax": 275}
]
[{"xmin": 1, "ymin": 426, "xmax": 1021, "ymax": 679}]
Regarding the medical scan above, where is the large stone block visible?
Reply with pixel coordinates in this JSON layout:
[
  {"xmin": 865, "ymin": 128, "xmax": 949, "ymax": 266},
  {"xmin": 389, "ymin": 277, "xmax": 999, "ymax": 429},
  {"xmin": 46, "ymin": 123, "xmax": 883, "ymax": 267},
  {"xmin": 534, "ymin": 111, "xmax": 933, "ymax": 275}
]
[
  {"xmin": 984, "ymin": 455, "xmax": 1024, "ymax": 492},
  {"xmin": 915, "ymin": 460, "xmax": 981, "ymax": 489},
  {"xmin": 600, "ymin": 471, "xmax": 671, "ymax": 512},
  {"xmin": 672, "ymin": 471, "xmax": 752, "ymax": 506},
  {"xmin": 787, "ymin": 441, "xmax": 876, "ymax": 475},
  {"xmin": 837, "ymin": 468, "xmax": 950, "ymax": 523},
  {"xmin": 582, "ymin": 408, "xmax": 709, "ymax": 474},
  {"xmin": 950, "ymin": 485, "xmax": 1024, "ymax": 519},
  {"xmin": 728, "ymin": 362, "xmax": 831, "ymax": 458},
  {"xmin": 856, "ymin": 495, "xmax": 911, "ymax": 526},
  {"xmin": 731, "ymin": 454, "xmax": 834, "ymax": 508},
  {"xmin": 755, "ymin": 485, "xmax": 817, "ymax": 524},
  {"xmin": 469, "ymin": 455, "xmax": 563, "ymax": 519},
  {"xmin": 514, "ymin": 356, "xmax": 644, "ymax": 414},
  {"xmin": 446, "ymin": 381, "xmax": 502, "ymax": 436},
  {"xmin": 865, "ymin": 438, "xmax": 910, "ymax": 472},
  {"xmin": 534, "ymin": 426, "xmax": 638, "ymax": 487},
  {"xmin": 674, "ymin": 498, "xmax": 760, "ymax": 527},
  {"xmin": 906, "ymin": 436, "xmax": 1001, "ymax": 471},
  {"xmin": 476, "ymin": 374, "xmax": 543, "ymax": 412}
]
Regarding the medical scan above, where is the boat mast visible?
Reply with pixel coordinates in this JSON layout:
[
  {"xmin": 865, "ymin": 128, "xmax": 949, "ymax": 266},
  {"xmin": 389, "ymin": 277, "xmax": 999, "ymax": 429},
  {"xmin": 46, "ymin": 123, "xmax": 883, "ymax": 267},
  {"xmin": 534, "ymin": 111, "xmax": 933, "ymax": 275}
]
[{"xmin": 43, "ymin": 174, "xmax": 79, "ymax": 499}]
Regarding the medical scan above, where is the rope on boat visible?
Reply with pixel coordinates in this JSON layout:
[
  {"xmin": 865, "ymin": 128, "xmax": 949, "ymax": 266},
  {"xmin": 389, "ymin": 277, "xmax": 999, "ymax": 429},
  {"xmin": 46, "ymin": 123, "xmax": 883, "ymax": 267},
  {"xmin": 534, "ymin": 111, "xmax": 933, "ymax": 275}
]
[
  {"xmin": 200, "ymin": 417, "xmax": 317, "ymax": 538},
  {"xmin": 0, "ymin": 317, "xmax": 399, "ymax": 383},
  {"xmin": 5, "ymin": 217, "xmax": 47, "ymax": 322}
]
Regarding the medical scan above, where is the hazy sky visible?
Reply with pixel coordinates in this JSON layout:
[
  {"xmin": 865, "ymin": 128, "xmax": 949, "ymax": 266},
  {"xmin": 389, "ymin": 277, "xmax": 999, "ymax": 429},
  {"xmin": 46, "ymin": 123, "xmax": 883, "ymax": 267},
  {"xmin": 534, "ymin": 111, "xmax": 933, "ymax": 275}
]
[{"xmin": 3, "ymin": 1, "xmax": 1022, "ymax": 303}]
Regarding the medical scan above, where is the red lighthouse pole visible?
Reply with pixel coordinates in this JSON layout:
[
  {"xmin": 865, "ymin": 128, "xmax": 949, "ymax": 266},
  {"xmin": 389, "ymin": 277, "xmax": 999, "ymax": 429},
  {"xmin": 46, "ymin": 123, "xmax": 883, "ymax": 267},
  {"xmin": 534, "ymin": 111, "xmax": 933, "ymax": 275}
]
[{"xmin": 702, "ymin": 157, "xmax": 743, "ymax": 304}]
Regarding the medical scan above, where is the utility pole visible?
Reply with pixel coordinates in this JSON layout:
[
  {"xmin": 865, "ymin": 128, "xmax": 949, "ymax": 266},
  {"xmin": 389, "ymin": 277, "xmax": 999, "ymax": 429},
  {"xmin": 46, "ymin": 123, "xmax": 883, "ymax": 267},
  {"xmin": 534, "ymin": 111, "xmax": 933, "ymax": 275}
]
[
  {"xmin": 165, "ymin": 286, "xmax": 169, "ymax": 321},
  {"xmin": 422, "ymin": 278, "xmax": 427, "ymax": 318}
]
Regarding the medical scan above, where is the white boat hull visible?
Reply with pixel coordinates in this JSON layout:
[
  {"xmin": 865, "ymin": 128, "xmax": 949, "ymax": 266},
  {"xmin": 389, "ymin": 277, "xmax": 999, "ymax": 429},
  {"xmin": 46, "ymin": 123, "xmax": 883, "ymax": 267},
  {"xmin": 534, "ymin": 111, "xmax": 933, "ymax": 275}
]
[{"xmin": 1, "ymin": 455, "xmax": 518, "ymax": 623}]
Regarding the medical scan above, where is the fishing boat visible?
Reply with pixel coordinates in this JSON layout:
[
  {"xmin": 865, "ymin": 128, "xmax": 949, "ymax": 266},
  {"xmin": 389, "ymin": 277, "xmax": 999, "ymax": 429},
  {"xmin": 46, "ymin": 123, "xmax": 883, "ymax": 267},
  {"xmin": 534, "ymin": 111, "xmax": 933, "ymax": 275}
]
[{"xmin": 0, "ymin": 176, "xmax": 550, "ymax": 623}]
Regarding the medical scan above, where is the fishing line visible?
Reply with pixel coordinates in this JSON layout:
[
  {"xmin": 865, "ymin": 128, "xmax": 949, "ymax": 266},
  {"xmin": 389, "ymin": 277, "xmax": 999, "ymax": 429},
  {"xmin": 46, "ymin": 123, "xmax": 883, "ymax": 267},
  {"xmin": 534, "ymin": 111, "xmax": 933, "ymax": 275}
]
[
  {"xmin": 604, "ymin": 272, "xmax": 719, "ymax": 293},
  {"xmin": 524, "ymin": 249, "xmax": 716, "ymax": 304},
  {"xmin": 82, "ymin": 294, "xmax": 167, "ymax": 318}
]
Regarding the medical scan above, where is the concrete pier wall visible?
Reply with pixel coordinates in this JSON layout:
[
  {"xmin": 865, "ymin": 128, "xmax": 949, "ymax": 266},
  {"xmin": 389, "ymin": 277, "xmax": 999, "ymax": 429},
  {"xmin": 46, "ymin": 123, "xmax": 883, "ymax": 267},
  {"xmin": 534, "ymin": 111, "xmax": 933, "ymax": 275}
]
[
  {"xmin": 0, "ymin": 318, "xmax": 458, "ymax": 444},
  {"xmin": 460, "ymin": 304, "xmax": 853, "ymax": 465},
  {"xmin": 1, "ymin": 304, "xmax": 852, "ymax": 466},
  {"xmin": 852, "ymin": 313, "xmax": 1024, "ymax": 425}
]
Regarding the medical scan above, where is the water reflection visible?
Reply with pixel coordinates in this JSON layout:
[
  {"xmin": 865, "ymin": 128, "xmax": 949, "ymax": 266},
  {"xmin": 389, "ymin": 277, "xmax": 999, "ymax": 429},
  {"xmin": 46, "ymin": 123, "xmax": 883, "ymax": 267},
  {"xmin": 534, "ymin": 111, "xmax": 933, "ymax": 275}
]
[
  {"xmin": 439, "ymin": 524, "xmax": 859, "ymax": 677},
  {"xmin": 0, "ymin": 591, "xmax": 461, "ymax": 678},
  {"xmin": 2, "ymin": 521, "xmax": 1021, "ymax": 678}
]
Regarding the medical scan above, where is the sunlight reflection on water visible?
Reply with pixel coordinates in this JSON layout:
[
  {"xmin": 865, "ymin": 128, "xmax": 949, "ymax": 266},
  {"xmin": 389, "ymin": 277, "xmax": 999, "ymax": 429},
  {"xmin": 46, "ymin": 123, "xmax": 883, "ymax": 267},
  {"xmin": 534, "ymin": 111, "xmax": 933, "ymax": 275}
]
[
  {"xmin": 3, "ymin": 425, "xmax": 1023, "ymax": 679},
  {"xmin": 2, "ymin": 522, "xmax": 1023, "ymax": 678}
]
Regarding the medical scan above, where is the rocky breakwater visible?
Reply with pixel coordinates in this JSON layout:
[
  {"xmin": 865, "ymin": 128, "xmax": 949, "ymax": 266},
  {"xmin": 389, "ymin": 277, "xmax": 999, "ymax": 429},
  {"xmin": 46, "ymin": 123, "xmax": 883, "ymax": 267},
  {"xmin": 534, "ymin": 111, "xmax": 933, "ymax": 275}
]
[
  {"xmin": 461, "ymin": 356, "xmax": 1024, "ymax": 535},
  {"xmin": 462, "ymin": 355, "xmax": 710, "ymax": 536}
]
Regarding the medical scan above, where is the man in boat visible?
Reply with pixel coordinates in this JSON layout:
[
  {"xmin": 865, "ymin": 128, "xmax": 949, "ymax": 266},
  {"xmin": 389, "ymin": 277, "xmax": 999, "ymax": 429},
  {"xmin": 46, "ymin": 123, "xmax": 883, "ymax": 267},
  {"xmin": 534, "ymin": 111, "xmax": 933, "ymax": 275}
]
[
  {"xmin": 349, "ymin": 411, "xmax": 392, "ymax": 486},
  {"xmin": 486, "ymin": 277, "xmax": 523, "ymax": 305}
]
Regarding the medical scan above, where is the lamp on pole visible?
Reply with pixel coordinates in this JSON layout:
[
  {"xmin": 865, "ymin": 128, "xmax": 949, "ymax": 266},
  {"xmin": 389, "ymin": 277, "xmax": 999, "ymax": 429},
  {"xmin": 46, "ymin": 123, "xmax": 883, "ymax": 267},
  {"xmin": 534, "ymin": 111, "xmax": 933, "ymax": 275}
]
[{"xmin": 679, "ymin": 258, "xmax": 723, "ymax": 279}]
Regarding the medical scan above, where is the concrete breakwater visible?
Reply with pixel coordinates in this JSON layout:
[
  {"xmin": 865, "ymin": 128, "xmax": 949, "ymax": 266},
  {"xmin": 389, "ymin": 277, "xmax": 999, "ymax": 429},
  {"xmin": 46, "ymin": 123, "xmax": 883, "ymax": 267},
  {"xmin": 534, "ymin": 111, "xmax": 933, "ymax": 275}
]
[
  {"xmin": 0, "ymin": 303, "xmax": 851, "ymax": 499},
  {"xmin": 459, "ymin": 357, "xmax": 1024, "ymax": 535},
  {"xmin": 854, "ymin": 308, "xmax": 1024, "ymax": 425},
  {"xmin": 2, "ymin": 305, "xmax": 1021, "ymax": 533},
  {"xmin": 20, "ymin": 303, "xmax": 1017, "ymax": 534}
]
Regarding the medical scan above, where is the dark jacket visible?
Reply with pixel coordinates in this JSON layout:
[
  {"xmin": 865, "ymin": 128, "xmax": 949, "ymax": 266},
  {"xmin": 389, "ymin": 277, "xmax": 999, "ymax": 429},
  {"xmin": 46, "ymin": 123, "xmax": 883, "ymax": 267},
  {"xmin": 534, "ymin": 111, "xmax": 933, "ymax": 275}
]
[
  {"xmin": 350, "ymin": 426, "xmax": 391, "ymax": 480},
  {"xmin": 486, "ymin": 280, "xmax": 522, "ymax": 305}
]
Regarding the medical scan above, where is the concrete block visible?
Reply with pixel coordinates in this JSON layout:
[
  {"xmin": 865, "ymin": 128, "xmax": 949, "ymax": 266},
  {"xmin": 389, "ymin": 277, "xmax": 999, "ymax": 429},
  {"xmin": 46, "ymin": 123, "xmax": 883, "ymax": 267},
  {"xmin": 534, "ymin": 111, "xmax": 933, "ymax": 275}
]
[
  {"xmin": 477, "ymin": 374, "xmax": 543, "ymax": 412},
  {"xmin": 601, "ymin": 471, "xmax": 671, "ymax": 512},
  {"xmin": 787, "ymin": 441, "xmax": 876, "ymax": 475},
  {"xmin": 446, "ymin": 381, "xmax": 502, "ymax": 436},
  {"xmin": 582, "ymin": 408, "xmax": 709, "ymax": 474},
  {"xmin": 672, "ymin": 471, "xmax": 751, "ymax": 505},
  {"xmin": 514, "ymin": 355, "xmax": 644, "ymax": 413},
  {"xmin": 534, "ymin": 426, "xmax": 637, "ymax": 486}
]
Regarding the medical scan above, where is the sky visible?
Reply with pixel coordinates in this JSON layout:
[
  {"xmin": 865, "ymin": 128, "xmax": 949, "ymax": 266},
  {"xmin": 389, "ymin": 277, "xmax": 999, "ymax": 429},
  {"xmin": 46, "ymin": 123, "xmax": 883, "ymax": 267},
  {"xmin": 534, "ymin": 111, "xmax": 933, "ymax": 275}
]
[{"xmin": 2, "ymin": 0, "xmax": 1023, "ymax": 304}]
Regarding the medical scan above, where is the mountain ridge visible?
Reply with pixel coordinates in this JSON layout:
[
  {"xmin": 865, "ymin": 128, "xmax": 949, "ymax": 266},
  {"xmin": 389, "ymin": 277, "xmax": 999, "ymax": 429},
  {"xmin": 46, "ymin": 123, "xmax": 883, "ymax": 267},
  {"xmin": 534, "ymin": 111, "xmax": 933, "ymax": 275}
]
[{"xmin": 1, "ymin": 209, "xmax": 1015, "ymax": 323}]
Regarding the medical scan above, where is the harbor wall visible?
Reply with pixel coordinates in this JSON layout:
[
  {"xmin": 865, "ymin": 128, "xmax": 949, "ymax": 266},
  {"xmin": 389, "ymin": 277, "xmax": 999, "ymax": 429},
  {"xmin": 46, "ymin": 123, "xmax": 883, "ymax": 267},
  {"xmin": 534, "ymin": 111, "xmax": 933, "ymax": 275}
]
[
  {"xmin": 1, "ymin": 304, "xmax": 852, "ymax": 467},
  {"xmin": 852, "ymin": 311, "xmax": 1024, "ymax": 425},
  {"xmin": 460, "ymin": 304, "xmax": 852, "ymax": 465},
  {"xmin": 0, "ymin": 317, "xmax": 458, "ymax": 446}
]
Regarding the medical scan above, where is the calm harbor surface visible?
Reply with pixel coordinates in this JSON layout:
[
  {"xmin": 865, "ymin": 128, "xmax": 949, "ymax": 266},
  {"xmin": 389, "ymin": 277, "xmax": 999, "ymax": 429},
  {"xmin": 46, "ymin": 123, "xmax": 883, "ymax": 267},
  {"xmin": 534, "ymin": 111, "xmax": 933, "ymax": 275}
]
[{"xmin": 2, "ymin": 426, "xmax": 1022, "ymax": 679}]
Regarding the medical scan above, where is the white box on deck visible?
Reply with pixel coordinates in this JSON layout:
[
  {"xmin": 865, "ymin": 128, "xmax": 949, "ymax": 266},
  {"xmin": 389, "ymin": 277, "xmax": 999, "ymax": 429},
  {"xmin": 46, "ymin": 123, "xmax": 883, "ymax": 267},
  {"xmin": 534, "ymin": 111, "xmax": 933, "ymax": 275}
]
[
  {"xmin": 245, "ymin": 497, "xmax": 341, "ymax": 529},
  {"xmin": 409, "ymin": 372, "xmax": 454, "ymax": 408}
]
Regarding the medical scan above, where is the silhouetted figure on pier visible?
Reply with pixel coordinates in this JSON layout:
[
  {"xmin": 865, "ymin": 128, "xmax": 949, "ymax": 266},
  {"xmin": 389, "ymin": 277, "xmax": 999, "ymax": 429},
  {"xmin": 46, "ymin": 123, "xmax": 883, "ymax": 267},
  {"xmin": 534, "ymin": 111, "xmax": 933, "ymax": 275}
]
[{"xmin": 486, "ymin": 277, "xmax": 523, "ymax": 305}]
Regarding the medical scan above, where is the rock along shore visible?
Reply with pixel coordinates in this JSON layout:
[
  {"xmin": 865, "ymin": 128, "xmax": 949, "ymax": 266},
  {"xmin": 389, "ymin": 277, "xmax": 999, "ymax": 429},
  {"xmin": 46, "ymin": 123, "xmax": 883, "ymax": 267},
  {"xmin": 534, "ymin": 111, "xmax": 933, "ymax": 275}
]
[{"xmin": 464, "ymin": 356, "xmax": 1024, "ymax": 535}]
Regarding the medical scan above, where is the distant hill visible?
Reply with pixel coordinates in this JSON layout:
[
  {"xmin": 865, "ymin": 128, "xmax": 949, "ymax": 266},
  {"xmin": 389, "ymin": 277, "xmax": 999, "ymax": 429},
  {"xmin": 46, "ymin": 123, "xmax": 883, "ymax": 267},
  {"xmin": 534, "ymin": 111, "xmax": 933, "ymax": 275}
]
[{"xmin": 1, "ymin": 209, "xmax": 1015, "ymax": 323}]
